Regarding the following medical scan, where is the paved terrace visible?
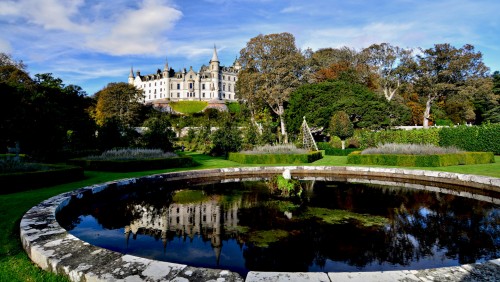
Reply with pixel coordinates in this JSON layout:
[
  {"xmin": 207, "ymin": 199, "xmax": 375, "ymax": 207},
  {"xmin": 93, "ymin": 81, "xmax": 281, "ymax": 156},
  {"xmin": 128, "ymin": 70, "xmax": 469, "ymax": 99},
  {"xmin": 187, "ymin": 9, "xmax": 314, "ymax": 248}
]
[{"xmin": 20, "ymin": 166, "xmax": 500, "ymax": 282}]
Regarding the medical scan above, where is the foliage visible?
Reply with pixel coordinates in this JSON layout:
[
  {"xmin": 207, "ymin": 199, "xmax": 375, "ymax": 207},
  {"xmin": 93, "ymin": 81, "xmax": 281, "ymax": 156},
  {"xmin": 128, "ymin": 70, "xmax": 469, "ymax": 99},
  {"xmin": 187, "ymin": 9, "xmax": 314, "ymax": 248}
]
[
  {"xmin": 329, "ymin": 110, "xmax": 354, "ymax": 145},
  {"xmin": 361, "ymin": 143, "xmax": 463, "ymax": 155},
  {"xmin": 357, "ymin": 128, "xmax": 441, "ymax": 149},
  {"xmin": 86, "ymin": 148, "xmax": 177, "ymax": 160},
  {"xmin": 0, "ymin": 164, "xmax": 83, "ymax": 194},
  {"xmin": 241, "ymin": 144, "xmax": 308, "ymax": 155},
  {"xmin": 247, "ymin": 229, "xmax": 289, "ymax": 248},
  {"xmin": 347, "ymin": 151, "xmax": 494, "ymax": 167},
  {"xmin": 228, "ymin": 151, "xmax": 322, "ymax": 164},
  {"xmin": 210, "ymin": 116, "xmax": 242, "ymax": 157},
  {"xmin": 267, "ymin": 175, "xmax": 302, "ymax": 198},
  {"xmin": 226, "ymin": 102, "xmax": 241, "ymax": 113},
  {"xmin": 172, "ymin": 190, "xmax": 208, "ymax": 204},
  {"xmin": 67, "ymin": 155, "xmax": 195, "ymax": 172},
  {"xmin": 141, "ymin": 115, "xmax": 176, "ymax": 151},
  {"xmin": 439, "ymin": 123, "xmax": 500, "ymax": 155},
  {"xmin": 286, "ymin": 80, "xmax": 410, "ymax": 134},
  {"xmin": 169, "ymin": 101, "xmax": 208, "ymax": 114},
  {"xmin": 303, "ymin": 207, "xmax": 388, "ymax": 227},
  {"xmin": 92, "ymin": 82, "xmax": 145, "ymax": 127},
  {"xmin": 238, "ymin": 32, "xmax": 305, "ymax": 143},
  {"xmin": 410, "ymin": 44, "xmax": 490, "ymax": 127}
]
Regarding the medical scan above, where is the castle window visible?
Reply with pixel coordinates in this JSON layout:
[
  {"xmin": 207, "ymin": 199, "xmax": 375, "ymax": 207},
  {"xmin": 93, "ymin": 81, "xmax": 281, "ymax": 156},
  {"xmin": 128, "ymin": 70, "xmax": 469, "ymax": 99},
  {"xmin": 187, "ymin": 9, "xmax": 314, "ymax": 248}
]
[
  {"xmin": 155, "ymin": 82, "xmax": 156, "ymax": 86},
  {"xmin": 223, "ymin": 84, "xmax": 225, "ymax": 91},
  {"xmin": 202, "ymin": 83, "xmax": 205, "ymax": 90},
  {"xmin": 190, "ymin": 75, "xmax": 192, "ymax": 79},
  {"xmin": 177, "ymin": 93, "xmax": 180, "ymax": 98},
  {"xmin": 228, "ymin": 85, "xmax": 231, "ymax": 92},
  {"xmin": 149, "ymin": 83, "xmax": 151, "ymax": 87},
  {"xmin": 223, "ymin": 75, "xmax": 225, "ymax": 80},
  {"xmin": 177, "ymin": 83, "xmax": 180, "ymax": 90},
  {"xmin": 202, "ymin": 93, "xmax": 205, "ymax": 98},
  {"xmin": 189, "ymin": 83, "xmax": 193, "ymax": 89}
]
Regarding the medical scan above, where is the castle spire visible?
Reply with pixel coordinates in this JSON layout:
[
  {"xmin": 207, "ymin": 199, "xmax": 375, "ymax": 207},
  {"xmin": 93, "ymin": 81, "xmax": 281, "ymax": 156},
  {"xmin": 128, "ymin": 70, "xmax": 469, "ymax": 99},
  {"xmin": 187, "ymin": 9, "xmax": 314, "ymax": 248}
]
[
  {"xmin": 129, "ymin": 66, "xmax": 134, "ymax": 78},
  {"xmin": 210, "ymin": 44, "xmax": 219, "ymax": 63},
  {"xmin": 164, "ymin": 57, "xmax": 169, "ymax": 71}
]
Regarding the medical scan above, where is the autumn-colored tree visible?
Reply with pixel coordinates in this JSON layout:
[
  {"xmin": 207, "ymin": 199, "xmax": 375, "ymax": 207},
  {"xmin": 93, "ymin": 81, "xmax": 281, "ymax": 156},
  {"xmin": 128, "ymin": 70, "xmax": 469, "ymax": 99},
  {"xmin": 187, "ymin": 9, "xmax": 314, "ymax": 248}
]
[
  {"xmin": 410, "ymin": 44, "xmax": 489, "ymax": 127},
  {"xmin": 93, "ymin": 82, "xmax": 145, "ymax": 127},
  {"xmin": 237, "ymin": 32, "xmax": 305, "ymax": 143},
  {"xmin": 363, "ymin": 43, "xmax": 413, "ymax": 101}
]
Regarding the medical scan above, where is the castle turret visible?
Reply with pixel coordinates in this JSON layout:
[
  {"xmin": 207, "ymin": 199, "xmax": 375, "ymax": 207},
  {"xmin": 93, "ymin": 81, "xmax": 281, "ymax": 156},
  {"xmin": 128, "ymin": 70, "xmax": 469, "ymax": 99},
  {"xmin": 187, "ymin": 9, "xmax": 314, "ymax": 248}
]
[
  {"xmin": 210, "ymin": 45, "xmax": 220, "ymax": 99},
  {"xmin": 128, "ymin": 66, "xmax": 135, "ymax": 84}
]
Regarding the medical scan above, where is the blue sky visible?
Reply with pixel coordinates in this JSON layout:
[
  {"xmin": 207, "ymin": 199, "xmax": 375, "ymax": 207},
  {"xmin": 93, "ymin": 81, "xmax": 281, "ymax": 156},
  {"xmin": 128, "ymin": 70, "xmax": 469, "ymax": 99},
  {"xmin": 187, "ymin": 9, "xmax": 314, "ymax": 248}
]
[{"xmin": 1, "ymin": 0, "xmax": 499, "ymax": 95}]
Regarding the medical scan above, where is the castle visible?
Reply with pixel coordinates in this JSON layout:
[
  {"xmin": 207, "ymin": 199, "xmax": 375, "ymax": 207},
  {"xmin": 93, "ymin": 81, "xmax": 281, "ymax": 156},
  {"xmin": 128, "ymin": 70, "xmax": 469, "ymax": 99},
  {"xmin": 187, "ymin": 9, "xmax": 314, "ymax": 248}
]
[{"xmin": 128, "ymin": 46, "xmax": 241, "ymax": 103}]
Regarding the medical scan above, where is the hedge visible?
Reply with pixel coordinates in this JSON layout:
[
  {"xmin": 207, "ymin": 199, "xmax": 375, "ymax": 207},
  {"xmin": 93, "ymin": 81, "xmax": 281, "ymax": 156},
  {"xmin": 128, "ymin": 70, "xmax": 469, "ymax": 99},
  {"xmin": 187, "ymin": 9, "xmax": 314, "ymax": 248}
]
[
  {"xmin": 357, "ymin": 128, "xmax": 441, "ymax": 149},
  {"xmin": 68, "ymin": 156, "xmax": 197, "ymax": 172},
  {"xmin": 317, "ymin": 142, "xmax": 361, "ymax": 156},
  {"xmin": 346, "ymin": 151, "xmax": 495, "ymax": 167},
  {"xmin": 0, "ymin": 164, "xmax": 84, "ymax": 194},
  {"xmin": 228, "ymin": 151, "xmax": 323, "ymax": 164},
  {"xmin": 439, "ymin": 124, "xmax": 500, "ymax": 155}
]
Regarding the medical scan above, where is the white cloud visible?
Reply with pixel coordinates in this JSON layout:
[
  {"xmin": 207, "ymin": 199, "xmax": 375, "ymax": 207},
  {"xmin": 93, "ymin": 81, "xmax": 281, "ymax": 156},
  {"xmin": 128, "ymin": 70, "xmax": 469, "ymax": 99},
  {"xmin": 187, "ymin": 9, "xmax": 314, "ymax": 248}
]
[
  {"xmin": 0, "ymin": 0, "xmax": 88, "ymax": 32},
  {"xmin": 85, "ymin": 0, "xmax": 183, "ymax": 55}
]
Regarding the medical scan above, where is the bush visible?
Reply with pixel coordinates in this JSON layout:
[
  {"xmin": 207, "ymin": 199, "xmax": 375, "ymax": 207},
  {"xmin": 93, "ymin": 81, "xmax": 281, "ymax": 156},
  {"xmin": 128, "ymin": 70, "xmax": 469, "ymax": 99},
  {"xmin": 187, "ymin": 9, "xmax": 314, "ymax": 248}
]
[
  {"xmin": 347, "ymin": 151, "xmax": 494, "ymax": 167},
  {"xmin": 86, "ymin": 148, "xmax": 177, "ymax": 160},
  {"xmin": 0, "ymin": 164, "xmax": 83, "ymax": 194},
  {"xmin": 439, "ymin": 124, "xmax": 500, "ymax": 155},
  {"xmin": 241, "ymin": 144, "xmax": 308, "ymax": 155},
  {"xmin": 357, "ymin": 128, "xmax": 441, "ymax": 149},
  {"xmin": 361, "ymin": 143, "xmax": 462, "ymax": 155},
  {"xmin": 228, "ymin": 151, "xmax": 322, "ymax": 164},
  {"xmin": 68, "ymin": 155, "xmax": 196, "ymax": 172}
]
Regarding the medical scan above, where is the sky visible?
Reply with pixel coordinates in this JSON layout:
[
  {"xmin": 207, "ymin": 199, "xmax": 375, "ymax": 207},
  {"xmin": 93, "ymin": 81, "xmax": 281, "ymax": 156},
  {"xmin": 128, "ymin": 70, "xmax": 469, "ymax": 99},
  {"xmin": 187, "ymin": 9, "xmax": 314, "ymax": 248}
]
[{"xmin": 1, "ymin": 0, "xmax": 499, "ymax": 95}]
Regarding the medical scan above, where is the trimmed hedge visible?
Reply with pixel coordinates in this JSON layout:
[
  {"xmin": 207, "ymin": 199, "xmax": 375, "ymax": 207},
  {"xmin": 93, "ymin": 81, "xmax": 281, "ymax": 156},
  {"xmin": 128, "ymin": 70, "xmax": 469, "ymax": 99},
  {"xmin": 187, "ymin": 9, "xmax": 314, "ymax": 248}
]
[
  {"xmin": 347, "ymin": 151, "xmax": 495, "ymax": 167},
  {"xmin": 357, "ymin": 128, "xmax": 441, "ymax": 149},
  {"xmin": 68, "ymin": 156, "xmax": 197, "ymax": 172},
  {"xmin": 439, "ymin": 124, "xmax": 500, "ymax": 155},
  {"xmin": 228, "ymin": 151, "xmax": 323, "ymax": 164},
  {"xmin": 317, "ymin": 142, "xmax": 361, "ymax": 156},
  {"xmin": 0, "ymin": 164, "xmax": 84, "ymax": 194}
]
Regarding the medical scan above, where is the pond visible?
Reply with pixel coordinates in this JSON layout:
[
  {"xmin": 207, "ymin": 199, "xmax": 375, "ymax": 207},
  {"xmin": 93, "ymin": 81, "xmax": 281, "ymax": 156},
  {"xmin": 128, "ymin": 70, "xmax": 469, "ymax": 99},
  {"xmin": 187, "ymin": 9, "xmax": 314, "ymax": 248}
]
[{"xmin": 56, "ymin": 177, "xmax": 499, "ymax": 277}]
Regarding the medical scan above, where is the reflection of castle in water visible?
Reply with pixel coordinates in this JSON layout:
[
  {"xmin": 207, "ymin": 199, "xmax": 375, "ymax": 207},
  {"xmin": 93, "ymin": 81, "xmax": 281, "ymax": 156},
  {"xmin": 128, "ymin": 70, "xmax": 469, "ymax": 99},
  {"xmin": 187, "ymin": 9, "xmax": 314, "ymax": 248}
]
[{"xmin": 124, "ymin": 196, "xmax": 243, "ymax": 264}]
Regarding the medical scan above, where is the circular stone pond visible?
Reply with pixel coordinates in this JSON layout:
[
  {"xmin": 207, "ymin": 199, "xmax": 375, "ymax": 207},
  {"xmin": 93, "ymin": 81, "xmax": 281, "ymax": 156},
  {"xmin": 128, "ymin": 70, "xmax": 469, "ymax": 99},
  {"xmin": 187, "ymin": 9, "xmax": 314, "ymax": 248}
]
[{"xmin": 21, "ymin": 166, "xmax": 500, "ymax": 282}]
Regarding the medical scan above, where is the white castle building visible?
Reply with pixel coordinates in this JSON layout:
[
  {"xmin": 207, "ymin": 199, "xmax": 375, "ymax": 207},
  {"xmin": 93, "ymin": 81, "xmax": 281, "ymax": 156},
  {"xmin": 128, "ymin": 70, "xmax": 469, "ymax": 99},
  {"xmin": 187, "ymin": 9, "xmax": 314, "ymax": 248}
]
[{"xmin": 128, "ymin": 46, "xmax": 241, "ymax": 103}]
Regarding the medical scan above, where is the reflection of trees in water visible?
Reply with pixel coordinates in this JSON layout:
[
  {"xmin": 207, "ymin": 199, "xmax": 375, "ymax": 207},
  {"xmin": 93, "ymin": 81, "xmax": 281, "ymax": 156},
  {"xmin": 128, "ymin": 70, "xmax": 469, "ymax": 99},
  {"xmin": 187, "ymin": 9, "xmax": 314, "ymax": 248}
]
[{"xmin": 59, "ymin": 179, "xmax": 499, "ymax": 272}]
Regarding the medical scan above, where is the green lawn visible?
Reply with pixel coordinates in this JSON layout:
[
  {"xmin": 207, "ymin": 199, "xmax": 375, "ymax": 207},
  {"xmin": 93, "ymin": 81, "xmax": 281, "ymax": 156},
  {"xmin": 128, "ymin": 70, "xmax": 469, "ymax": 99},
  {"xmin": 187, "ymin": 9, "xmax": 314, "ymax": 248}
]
[{"xmin": 1, "ymin": 153, "xmax": 499, "ymax": 281}]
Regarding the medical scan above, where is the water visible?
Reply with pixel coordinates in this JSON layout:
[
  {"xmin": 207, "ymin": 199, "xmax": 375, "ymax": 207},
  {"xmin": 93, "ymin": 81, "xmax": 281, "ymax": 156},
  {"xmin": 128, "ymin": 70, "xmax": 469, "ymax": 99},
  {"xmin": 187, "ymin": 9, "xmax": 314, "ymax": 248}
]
[{"xmin": 57, "ymin": 178, "xmax": 500, "ymax": 277}]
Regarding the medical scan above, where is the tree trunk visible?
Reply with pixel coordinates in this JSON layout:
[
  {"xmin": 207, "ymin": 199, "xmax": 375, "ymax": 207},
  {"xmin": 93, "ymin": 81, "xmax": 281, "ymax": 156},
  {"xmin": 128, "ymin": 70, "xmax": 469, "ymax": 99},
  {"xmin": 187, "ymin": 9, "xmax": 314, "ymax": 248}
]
[
  {"xmin": 279, "ymin": 114, "xmax": 288, "ymax": 144},
  {"xmin": 423, "ymin": 95, "xmax": 432, "ymax": 128}
]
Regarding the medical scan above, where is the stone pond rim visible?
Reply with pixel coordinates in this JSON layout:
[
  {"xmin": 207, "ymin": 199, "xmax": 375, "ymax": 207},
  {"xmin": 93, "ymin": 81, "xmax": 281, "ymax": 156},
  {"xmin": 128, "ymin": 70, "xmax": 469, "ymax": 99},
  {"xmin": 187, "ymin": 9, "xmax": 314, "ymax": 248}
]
[{"xmin": 20, "ymin": 166, "xmax": 500, "ymax": 281}]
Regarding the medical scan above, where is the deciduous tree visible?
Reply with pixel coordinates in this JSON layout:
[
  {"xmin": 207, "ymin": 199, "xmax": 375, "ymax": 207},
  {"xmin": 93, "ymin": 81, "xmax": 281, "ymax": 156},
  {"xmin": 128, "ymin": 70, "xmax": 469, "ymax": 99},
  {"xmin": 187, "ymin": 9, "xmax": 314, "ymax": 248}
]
[
  {"xmin": 329, "ymin": 111, "xmax": 354, "ymax": 150},
  {"xmin": 237, "ymin": 32, "xmax": 305, "ymax": 143}
]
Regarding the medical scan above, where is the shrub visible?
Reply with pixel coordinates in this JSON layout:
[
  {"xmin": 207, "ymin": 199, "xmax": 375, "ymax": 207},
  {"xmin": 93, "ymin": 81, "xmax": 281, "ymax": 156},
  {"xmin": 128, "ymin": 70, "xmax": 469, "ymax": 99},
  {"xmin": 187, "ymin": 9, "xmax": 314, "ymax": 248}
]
[
  {"xmin": 361, "ymin": 143, "xmax": 463, "ymax": 155},
  {"xmin": 68, "ymin": 155, "xmax": 196, "ymax": 172},
  {"xmin": 226, "ymin": 102, "xmax": 241, "ymax": 113},
  {"xmin": 0, "ymin": 164, "xmax": 83, "ymax": 194},
  {"xmin": 347, "ymin": 151, "xmax": 494, "ymax": 167},
  {"xmin": 228, "ymin": 151, "xmax": 322, "ymax": 164},
  {"xmin": 87, "ymin": 148, "xmax": 177, "ymax": 160},
  {"xmin": 357, "ymin": 128, "xmax": 441, "ymax": 149},
  {"xmin": 267, "ymin": 175, "xmax": 302, "ymax": 198},
  {"xmin": 210, "ymin": 118, "xmax": 242, "ymax": 157},
  {"xmin": 439, "ymin": 124, "xmax": 500, "ymax": 155},
  {"xmin": 241, "ymin": 144, "xmax": 308, "ymax": 155}
]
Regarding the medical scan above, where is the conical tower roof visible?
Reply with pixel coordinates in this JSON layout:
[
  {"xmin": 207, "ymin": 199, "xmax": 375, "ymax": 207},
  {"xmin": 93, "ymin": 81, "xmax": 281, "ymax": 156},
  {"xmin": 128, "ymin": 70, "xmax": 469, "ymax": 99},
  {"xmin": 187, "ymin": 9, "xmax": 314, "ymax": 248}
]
[{"xmin": 210, "ymin": 45, "xmax": 219, "ymax": 63}]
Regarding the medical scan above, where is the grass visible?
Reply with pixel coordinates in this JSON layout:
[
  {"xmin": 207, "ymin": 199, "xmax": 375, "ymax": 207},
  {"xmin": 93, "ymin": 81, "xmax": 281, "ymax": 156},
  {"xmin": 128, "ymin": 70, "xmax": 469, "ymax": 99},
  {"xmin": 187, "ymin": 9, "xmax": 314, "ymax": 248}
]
[
  {"xmin": 1, "ymin": 152, "xmax": 499, "ymax": 281},
  {"xmin": 169, "ymin": 101, "xmax": 208, "ymax": 114}
]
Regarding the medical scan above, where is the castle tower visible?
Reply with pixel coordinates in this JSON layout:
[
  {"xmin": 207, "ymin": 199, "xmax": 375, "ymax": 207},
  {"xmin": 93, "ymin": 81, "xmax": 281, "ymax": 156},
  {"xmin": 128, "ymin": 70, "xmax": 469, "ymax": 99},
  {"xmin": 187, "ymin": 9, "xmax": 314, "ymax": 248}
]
[
  {"xmin": 128, "ymin": 66, "xmax": 135, "ymax": 84},
  {"xmin": 162, "ymin": 57, "xmax": 169, "ymax": 78},
  {"xmin": 210, "ymin": 45, "xmax": 220, "ymax": 99}
]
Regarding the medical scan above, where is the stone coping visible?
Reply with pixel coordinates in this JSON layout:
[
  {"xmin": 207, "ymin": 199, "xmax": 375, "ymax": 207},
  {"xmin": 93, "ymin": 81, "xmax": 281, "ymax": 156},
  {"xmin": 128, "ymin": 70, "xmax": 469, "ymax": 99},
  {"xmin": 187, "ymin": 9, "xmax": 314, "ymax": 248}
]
[{"xmin": 20, "ymin": 166, "xmax": 500, "ymax": 282}]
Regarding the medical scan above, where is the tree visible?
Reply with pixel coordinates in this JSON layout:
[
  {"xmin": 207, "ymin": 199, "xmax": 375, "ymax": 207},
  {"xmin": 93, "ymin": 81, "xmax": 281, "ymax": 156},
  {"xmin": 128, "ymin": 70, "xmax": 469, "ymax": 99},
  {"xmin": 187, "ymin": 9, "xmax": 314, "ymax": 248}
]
[
  {"xmin": 410, "ymin": 44, "xmax": 489, "ymax": 127},
  {"xmin": 237, "ymin": 32, "xmax": 305, "ymax": 143},
  {"xmin": 141, "ymin": 115, "xmax": 175, "ymax": 151},
  {"xmin": 93, "ymin": 82, "xmax": 145, "ymax": 127},
  {"xmin": 210, "ymin": 115, "xmax": 242, "ymax": 157},
  {"xmin": 363, "ymin": 43, "xmax": 412, "ymax": 101},
  {"xmin": 329, "ymin": 111, "xmax": 354, "ymax": 150},
  {"xmin": 285, "ymin": 80, "xmax": 410, "ymax": 134}
]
